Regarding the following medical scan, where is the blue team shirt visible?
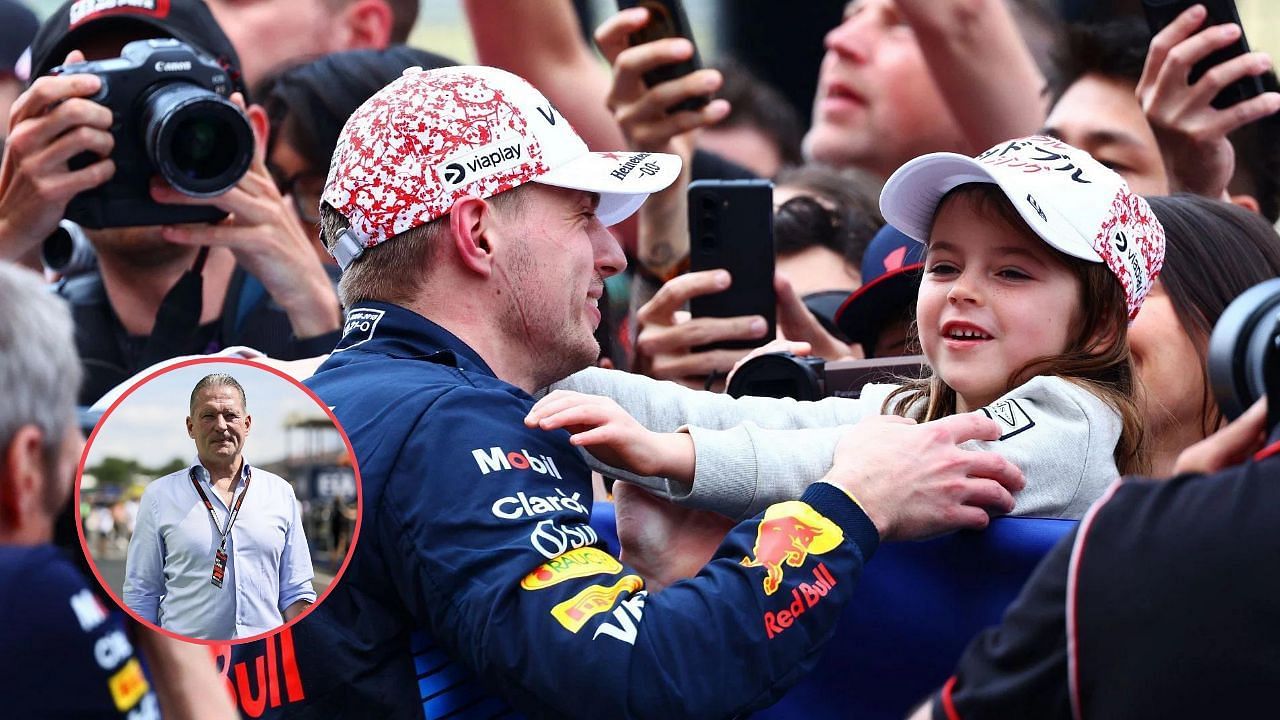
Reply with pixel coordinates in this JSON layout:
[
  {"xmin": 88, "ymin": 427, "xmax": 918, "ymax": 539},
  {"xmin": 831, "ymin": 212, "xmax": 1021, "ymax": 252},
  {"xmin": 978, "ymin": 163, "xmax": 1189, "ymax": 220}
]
[
  {"xmin": 234, "ymin": 301, "xmax": 880, "ymax": 719},
  {"xmin": 0, "ymin": 544, "xmax": 159, "ymax": 718}
]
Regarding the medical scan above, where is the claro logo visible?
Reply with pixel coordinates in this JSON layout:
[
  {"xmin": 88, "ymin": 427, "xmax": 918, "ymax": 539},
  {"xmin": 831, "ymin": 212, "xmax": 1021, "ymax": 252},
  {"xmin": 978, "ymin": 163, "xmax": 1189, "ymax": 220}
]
[{"xmin": 472, "ymin": 447, "xmax": 563, "ymax": 479}]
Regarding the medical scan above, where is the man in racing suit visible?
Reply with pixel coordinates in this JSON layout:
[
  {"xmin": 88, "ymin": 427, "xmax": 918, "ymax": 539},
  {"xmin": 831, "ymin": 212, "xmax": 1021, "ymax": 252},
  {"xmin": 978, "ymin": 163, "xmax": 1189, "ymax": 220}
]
[{"xmin": 285, "ymin": 65, "xmax": 1023, "ymax": 719}]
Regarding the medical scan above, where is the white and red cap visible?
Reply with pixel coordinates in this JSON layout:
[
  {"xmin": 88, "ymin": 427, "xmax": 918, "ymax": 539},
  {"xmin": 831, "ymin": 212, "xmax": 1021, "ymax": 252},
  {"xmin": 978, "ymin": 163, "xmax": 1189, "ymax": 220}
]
[
  {"xmin": 323, "ymin": 65, "xmax": 682, "ymax": 270},
  {"xmin": 879, "ymin": 135, "xmax": 1166, "ymax": 319}
]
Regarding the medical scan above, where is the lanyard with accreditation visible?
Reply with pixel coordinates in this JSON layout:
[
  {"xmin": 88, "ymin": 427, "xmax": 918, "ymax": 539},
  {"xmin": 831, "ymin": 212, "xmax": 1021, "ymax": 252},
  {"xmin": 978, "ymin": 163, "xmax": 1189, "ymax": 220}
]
[{"xmin": 189, "ymin": 465, "xmax": 253, "ymax": 588}]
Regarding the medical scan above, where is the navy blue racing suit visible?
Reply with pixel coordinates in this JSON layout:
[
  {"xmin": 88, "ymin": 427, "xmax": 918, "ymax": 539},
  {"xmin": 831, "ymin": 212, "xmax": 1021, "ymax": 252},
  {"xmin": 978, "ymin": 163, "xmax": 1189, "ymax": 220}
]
[
  {"xmin": 0, "ymin": 544, "xmax": 158, "ymax": 718},
  {"xmin": 288, "ymin": 301, "xmax": 881, "ymax": 719}
]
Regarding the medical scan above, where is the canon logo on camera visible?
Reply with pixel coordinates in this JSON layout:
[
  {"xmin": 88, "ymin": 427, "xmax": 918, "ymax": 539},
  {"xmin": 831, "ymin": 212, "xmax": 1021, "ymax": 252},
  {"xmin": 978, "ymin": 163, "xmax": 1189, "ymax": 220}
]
[{"xmin": 154, "ymin": 60, "xmax": 192, "ymax": 73}]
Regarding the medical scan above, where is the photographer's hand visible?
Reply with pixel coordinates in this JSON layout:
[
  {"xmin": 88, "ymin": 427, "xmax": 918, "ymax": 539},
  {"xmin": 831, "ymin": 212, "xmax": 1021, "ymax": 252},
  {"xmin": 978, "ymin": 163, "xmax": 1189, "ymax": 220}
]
[
  {"xmin": 1174, "ymin": 397, "xmax": 1267, "ymax": 475},
  {"xmin": 0, "ymin": 51, "xmax": 114, "ymax": 263},
  {"xmin": 635, "ymin": 269, "xmax": 770, "ymax": 390},
  {"xmin": 526, "ymin": 389, "xmax": 695, "ymax": 482},
  {"xmin": 1137, "ymin": 4, "xmax": 1280, "ymax": 201},
  {"xmin": 153, "ymin": 94, "xmax": 340, "ymax": 340}
]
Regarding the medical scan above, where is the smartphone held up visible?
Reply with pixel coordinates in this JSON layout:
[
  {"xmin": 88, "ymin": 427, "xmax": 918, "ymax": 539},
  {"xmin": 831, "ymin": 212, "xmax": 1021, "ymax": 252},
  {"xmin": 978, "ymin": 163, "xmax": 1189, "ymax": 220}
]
[
  {"xmin": 617, "ymin": 0, "xmax": 711, "ymax": 113},
  {"xmin": 687, "ymin": 179, "xmax": 777, "ymax": 352},
  {"xmin": 1142, "ymin": 0, "xmax": 1280, "ymax": 109}
]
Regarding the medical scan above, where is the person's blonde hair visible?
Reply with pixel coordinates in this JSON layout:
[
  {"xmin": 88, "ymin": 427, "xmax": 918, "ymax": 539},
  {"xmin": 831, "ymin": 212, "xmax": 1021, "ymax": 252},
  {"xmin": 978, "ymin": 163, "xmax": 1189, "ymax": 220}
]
[{"xmin": 884, "ymin": 183, "xmax": 1147, "ymax": 475}]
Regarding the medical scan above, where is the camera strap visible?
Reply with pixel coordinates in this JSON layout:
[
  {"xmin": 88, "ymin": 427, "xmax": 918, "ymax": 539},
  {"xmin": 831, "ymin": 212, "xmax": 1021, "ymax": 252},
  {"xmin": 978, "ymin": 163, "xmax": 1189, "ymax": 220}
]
[
  {"xmin": 189, "ymin": 464, "xmax": 252, "ymax": 589},
  {"xmin": 140, "ymin": 247, "xmax": 208, "ymax": 367}
]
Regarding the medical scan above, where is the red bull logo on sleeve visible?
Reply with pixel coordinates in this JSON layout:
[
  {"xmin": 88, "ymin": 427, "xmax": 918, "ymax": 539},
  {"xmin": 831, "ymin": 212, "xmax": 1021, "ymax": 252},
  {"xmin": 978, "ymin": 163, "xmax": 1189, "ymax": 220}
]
[
  {"xmin": 472, "ymin": 446, "xmax": 563, "ymax": 479},
  {"xmin": 741, "ymin": 501, "xmax": 844, "ymax": 595},
  {"xmin": 762, "ymin": 563, "xmax": 839, "ymax": 640}
]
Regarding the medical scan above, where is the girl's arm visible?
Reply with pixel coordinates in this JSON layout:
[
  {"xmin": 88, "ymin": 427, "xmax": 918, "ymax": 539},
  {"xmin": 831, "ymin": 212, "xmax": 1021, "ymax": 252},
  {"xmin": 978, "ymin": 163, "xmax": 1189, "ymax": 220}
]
[
  {"xmin": 531, "ymin": 380, "xmax": 897, "ymax": 520},
  {"xmin": 957, "ymin": 375, "xmax": 1123, "ymax": 519},
  {"xmin": 548, "ymin": 366, "xmax": 868, "ymax": 432}
]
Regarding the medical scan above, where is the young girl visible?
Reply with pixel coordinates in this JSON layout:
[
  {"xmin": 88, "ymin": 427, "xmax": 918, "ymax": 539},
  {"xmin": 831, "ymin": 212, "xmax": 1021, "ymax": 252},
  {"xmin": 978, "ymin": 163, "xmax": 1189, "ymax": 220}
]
[{"xmin": 529, "ymin": 136, "xmax": 1165, "ymax": 521}]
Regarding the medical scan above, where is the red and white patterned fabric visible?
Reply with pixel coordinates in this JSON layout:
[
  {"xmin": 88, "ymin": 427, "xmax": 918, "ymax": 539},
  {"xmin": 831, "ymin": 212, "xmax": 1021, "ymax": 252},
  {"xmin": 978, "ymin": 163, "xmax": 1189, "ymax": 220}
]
[
  {"xmin": 879, "ymin": 135, "xmax": 1166, "ymax": 319},
  {"xmin": 322, "ymin": 65, "xmax": 681, "ymax": 270}
]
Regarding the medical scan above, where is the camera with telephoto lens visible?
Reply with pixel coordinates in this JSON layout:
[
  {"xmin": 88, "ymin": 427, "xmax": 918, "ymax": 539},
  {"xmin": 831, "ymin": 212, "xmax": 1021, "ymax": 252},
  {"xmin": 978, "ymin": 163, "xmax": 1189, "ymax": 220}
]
[
  {"xmin": 727, "ymin": 352, "xmax": 929, "ymax": 401},
  {"xmin": 53, "ymin": 38, "xmax": 254, "ymax": 229},
  {"xmin": 1208, "ymin": 277, "xmax": 1280, "ymax": 431}
]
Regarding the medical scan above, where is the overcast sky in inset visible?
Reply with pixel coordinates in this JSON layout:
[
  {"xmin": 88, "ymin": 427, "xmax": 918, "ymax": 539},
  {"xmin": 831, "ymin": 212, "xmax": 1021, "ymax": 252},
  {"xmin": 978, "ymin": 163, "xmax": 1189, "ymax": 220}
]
[{"xmin": 85, "ymin": 361, "xmax": 336, "ymax": 469}]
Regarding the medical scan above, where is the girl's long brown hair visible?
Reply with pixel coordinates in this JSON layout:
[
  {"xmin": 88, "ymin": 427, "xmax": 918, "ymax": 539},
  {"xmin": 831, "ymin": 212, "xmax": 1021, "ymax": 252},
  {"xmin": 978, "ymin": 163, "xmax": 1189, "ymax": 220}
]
[{"xmin": 884, "ymin": 183, "xmax": 1147, "ymax": 475}]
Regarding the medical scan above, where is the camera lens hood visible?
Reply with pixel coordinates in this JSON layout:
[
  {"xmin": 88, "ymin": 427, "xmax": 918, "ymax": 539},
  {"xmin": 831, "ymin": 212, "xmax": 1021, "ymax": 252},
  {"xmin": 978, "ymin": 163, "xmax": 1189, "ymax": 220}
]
[{"xmin": 1207, "ymin": 277, "xmax": 1280, "ymax": 420}]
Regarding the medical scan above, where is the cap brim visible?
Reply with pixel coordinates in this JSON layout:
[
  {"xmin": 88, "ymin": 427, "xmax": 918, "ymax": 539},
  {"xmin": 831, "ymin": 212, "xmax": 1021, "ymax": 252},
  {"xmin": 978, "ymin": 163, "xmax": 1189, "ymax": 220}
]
[
  {"xmin": 534, "ymin": 150, "xmax": 682, "ymax": 226},
  {"xmin": 834, "ymin": 265, "xmax": 923, "ymax": 347},
  {"xmin": 879, "ymin": 152, "xmax": 1103, "ymax": 262}
]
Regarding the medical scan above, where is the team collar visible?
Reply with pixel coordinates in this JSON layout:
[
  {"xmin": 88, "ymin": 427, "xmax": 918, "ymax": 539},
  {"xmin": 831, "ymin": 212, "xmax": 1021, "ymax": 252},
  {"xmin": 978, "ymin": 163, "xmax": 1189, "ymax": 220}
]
[{"xmin": 332, "ymin": 301, "xmax": 498, "ymax": 379}]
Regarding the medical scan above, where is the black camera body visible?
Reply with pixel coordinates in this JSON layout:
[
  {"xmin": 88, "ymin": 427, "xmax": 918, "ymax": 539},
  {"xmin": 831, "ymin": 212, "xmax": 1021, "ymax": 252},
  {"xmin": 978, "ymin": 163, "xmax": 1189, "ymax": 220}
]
[
  {"xmin": 727, "ymin": 352, "xmax": 929, "ymax": 401},
  {"xmin": 1208, "ymin": 277, "xmax": 1280, "ymax": 431},
  {"xmin": 54, "ymin": 39, "xmax": 254, "ymax": 228}
]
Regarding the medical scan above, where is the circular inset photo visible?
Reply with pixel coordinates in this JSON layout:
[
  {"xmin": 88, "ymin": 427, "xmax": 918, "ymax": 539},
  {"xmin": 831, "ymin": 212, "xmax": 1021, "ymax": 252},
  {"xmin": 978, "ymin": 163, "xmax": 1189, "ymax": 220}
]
[{"xmin": 76, "ymin": 357, "xmax": 361, "ymax": 644}]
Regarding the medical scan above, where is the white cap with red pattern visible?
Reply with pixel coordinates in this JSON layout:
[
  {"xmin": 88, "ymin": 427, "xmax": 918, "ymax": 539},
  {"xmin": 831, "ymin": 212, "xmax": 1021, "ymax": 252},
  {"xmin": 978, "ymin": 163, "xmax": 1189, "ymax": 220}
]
[
  {"xmin": 323, "ymin": 65, "xmax": 682, "ymax": 270},
  {"xmin": 879, "ymin": 135, "xmax": 1166, "ymax": 319}
]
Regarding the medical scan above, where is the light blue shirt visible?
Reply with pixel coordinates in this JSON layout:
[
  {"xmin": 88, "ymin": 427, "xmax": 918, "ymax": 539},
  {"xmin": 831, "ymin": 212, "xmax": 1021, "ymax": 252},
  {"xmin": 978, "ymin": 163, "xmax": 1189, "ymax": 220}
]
[{"xmin": 123, "ymin": 461, "xmax": 316, "ymax": 640}]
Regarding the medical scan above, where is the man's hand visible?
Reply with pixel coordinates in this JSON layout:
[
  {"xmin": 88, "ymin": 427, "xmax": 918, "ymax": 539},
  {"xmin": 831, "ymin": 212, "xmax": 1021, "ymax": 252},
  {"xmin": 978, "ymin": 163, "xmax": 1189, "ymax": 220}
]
[
  {"xmin": 0, "ymin": 51, "xmax": 115, "ymax": 262},
  {"xmin": 821, "ymin": 414, "xmax": 1025, "ymax": 541},
  {"xmin": 1174, "ymin": 397, "xmax": 1267, "ymax": 475},
  {"xmin": 594, "ymin": 7, "xmax": 730, "ymax": 156},
  {"xmin": 1137, "ymin": 4, "xmax": 1280, "ymax": 200},
  {"xmin": 152, "ymin": 93, "xmax": 340, "ymax": 339},
  {"xmin": 526, "ymin": 389, "xmax": 695, "ymax": 482},
  {"xmin": 635, "ymin": 269, "xmax": 770, "ymax": 389},
  {"xmin": 612, "ymin": 480, "xmax": 734, "ymax": 591}
]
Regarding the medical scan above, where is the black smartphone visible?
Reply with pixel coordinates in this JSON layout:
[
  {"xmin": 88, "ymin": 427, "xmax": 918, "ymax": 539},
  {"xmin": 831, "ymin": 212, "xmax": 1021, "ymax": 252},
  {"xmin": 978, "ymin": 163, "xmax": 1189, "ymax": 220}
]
[
  {"xmin": 1142, "ymin": 0, "xmax": 1279, "ymax": 109},
  {"xmin": 616, "ymin": 0, "xmax": 710, "ymax": 113},
  {"xmin": 687, "ymin": 179, "xmax": 776, "ymax": 351}
]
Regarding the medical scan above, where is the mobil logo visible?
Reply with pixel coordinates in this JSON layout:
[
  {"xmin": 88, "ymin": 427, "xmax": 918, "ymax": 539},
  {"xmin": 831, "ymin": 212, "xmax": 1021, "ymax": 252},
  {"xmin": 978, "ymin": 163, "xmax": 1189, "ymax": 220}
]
[{"xmin": 472, "ymin": 446, "xmax": 564, "ymax": 479}]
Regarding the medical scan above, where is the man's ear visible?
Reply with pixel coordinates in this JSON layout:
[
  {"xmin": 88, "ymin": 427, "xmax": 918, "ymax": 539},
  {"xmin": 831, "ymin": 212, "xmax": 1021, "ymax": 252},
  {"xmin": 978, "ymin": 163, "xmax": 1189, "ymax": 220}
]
[
  {"xmin": 0, "ymin": 426, "xmax": 46, "ymax": 533},
  {"xmin": 1229, "ymin": 194, "xmax": 1262, "ymax": 215},
  {"xmin": 246, "ymin": 104, "xmax": 270, "ymax": 161},
  {"xmin": 186, "ymin": 416, "xmax": 196, "ymax": 440},
  {"xmin": 243, "ymin": 414, "xmax": 252, "ymax": 438},
  {"xmin": 341, "ymin": 0, "xmax": 394, "ymax": 49},
  {"xmin": 449, "ymin": 196, "xmax": 499, "ymax": 278}
]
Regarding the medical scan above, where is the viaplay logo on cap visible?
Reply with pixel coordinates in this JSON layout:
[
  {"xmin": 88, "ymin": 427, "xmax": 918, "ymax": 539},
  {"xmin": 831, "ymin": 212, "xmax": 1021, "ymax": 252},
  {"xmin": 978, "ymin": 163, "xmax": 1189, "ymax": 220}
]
[
  {"xmin": 437, "ymin": 137, "xmax": 532, "ymax": 191},
  {"xmin": 69, "ymin": 0, "xmax": 169, "ymax": 29}
]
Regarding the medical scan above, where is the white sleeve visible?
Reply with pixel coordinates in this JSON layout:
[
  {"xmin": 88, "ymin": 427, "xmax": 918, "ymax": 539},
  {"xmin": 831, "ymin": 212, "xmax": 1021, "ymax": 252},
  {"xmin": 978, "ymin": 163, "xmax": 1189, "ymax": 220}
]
[{"xmin": 962, "ymin": 375, "xmax": 1122, "ymax": 519}]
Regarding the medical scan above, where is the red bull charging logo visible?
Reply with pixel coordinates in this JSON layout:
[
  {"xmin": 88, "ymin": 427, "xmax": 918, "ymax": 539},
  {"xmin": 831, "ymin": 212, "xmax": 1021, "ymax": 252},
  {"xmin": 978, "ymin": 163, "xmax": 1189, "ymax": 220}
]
[{"xmin": 741, "ymin": 501, "xmax": 844, "ymax": 595}]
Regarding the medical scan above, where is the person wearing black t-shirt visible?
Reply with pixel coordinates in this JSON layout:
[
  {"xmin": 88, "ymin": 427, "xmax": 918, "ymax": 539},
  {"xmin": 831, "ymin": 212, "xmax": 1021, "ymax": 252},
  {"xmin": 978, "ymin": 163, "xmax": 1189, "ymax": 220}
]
[{"xmin": 916, "ymin": 399, "xmax": 1280, "ymax": 719}]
